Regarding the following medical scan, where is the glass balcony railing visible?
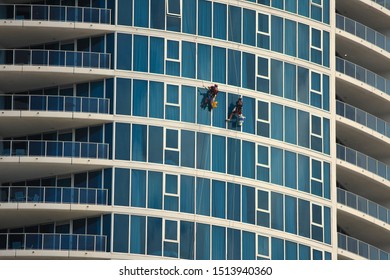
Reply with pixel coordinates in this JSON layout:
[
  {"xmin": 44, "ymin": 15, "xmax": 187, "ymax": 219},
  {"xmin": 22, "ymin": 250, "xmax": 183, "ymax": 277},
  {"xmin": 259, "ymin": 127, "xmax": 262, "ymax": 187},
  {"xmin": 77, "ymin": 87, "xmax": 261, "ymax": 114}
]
[
  {"xmin": 336, "ymin": 144, "xmax": 390, "ymax": 181},
  {"xmin": 0, "ymin": 186, "xmax": 108, "ymax": 205},
  {"xmin": 337, "ymin": 188, "xmax": 390, "ymax": 224},
  {"xmin": 0, "ymin": 233, "xmax": 106, "ymax": 252},
  {"xmin": 0, "ymin": 140, "xmax": 109, "ymax": 159},
  {"xmin": 0, "ymin": 4, "xmax": 111, "ymax": 24},
  {"xmin": 338, "ymin": 233, "xmax": 390, "ymax": 260},
  {"xmin": 0, "ymin": 49, "xmax": 111, "ymax": 69},
  {"xmin": 336, "ymin": 100, "xmax": 390, "ymax": 138},
  {"xmin": 372, "ymin": 0, "xmax": 390, "ymax": 10},
  {"xmin": 0, "ymin": 94, "xmax": 110, "ymax": 114},
  {"xmin": 336, "ymin": 14, "xmax": 390, "ymax": 53},
  {"xmin": 336, "ymin": 57, "xmax": 390, "ymax": 95}
]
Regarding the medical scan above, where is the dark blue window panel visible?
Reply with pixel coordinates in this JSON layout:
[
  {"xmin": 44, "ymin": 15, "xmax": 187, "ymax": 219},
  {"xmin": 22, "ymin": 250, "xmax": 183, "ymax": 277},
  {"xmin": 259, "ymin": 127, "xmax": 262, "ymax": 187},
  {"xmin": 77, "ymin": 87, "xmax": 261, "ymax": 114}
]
[
  {"xmin": 212, "ymin": 91, "xmax": 226, "ymax": 128},
  {"xmin": 213, "ymin": 3, "xmax": 227, "ymax": 40},
  {"xmin": 271, "ymin": 237, "xmax": 284, "ymax": 260},
  {"xmin": 243, "ymin": 9, "xmax": 256, "ymax": 46},
  {"xmin": 285, "ymin": 107, "xmax": 297, "ymax": 145},
  {"xmin": 271, "ymin": 103, "xmax": 283, "ymax": 140},
  {"xmin": 115, "ymin": 123, "xmax": 130, "ymax": 160},
  {"xmin": 130, "ymin": 215, "xmax": 146, "ymax": 254},
  {"xmin": 313, "ymin": 249, "xmax": 322, "ymax": 260},
  {"xmin": 148, "ymin": 126, "xmax": 163, "ymax": 163},
  {"xmin": 197, "ymin": 44, "xmax": 211, "ymax": 81},
  {"xmin": 285, "ymin": 195, "xmax": 297, "ymax": 234},
  {"xmin": 297, "ymin": 67, "xmax": 309, "ymax": 104},
  {"xmin": 285, "ymin": 151, "xmax": 297, "ymax": 189},
  {"xmin": 298, "ymin": 110, "xmax": 310, "ymax": 148},
  {"xmin": 114, "ymin": 168, "xmax": 130, "ymax": 206},
  {"xmin": 298, "ymin": 0, "xmax": 309, "ymax": 17},
  {"xmin": 113, "ymin": 214, "xmax": 129, "ymax": 253},
  {"xmin": 180, "ymin": 221, "xmax": 194, "ymax": 259},
  {"xmin": 212, "ymin": 135, "xmax": 226, "ymax": 173},
  {"xmin": 228, "ymin": 50, "xmax": 241, "ymax": 87},
  {"xmin": 242, "ymin": 231, "xmax": 255, "ymax": 260},
  {"xmin": 150, "ymin": 0, "xmax": 165, "ymax": 29},
  {"xmin": 324, "ymin": 207, "xmax": 331, "ymax": 245},
  {"xmin": 242, "ymin": 96, "xmax": 255, "ymax": 134},
  {"xmin": 284, "ymin": 63, "xmax": 296, "ymax": 100},
  {"xmin": 285, "ymin": 0, "xmax": 297, "ymax": 13},
  {"xmin": 271, "ymin": 60, "xmax": 283, "ymax": 97},
  {"xmin": 148, "ymin": 171, "xmax": 162, "ymax": 209},
  {"xmin": 133, "ymin": 35, "xmax": 148, "ymax": 72},
  {"xmin": 212, "ymin": 226, "xmax": 226, "ymax": 260},
  {"xmin": 298, "ymin": 23, "xmax": 309, "ymax": 60},
  {"xmin": 131, "ymin": 169, "xmax": 146, "ymax": 208},
  {"xmin": 299, "ymin": 244, "xmax": 310, "ymax": 260},
  {"xmin": 227, "ymin": 183, "xmax": 240, "ymax": 222},
  {"xmin": 212, "ymin": 180, "xmax": 226, "ymax": 219},
  {"xmin": 118, "ymin": 0, "xmax": 132, "ymax": 26},
  {"xmin": 181, "ymin": 130, "xmax": 195, "ymax": 168},
  {"xmin": 227, "ymin": 138, "xmax": 241, "ymax": 176},
  {"xmin": 242, "ymin": 186, "xmax": 255, "ymax": 224},
  {"xmin": 227, "ymin": 228, "xmax": 241, "ymax": 260},
  {"xmin": 196, "ymin": 178, "xmax": 210, "ymax": 216},
  {"xmin": 298, "ymin": 154, "xmax": 310, "ymax": 193},
  {"xmin": 147, "ymin": 217, "xmax": 162, "ymax": 256},
  {"xmin": 271, "ymin": 147, "xmax": 283, "ymax": 185},
  {"xmin": 298, "ymin": 199, "xmax": 310, "ymax": 238},
  {"xmin": 257, "ymin": 235, "xmax": 269, "ymax": 257},
  {"xmin": 182, "ymin": 41, "xmax": 196, "ymax": 78},
  {"xmin": 132, "ymin": 124, "xmax": 147, "ymax": 162},
  {"xmin": 116, "ymin": 34, "xmax": 132, "ymax": 70},
  {"xmin": 198, "ymin": 0, "xmax": 211, "ymax": 37},
  {"xmin": 272, "ymin": 0, "xmax": 283, "ymax": 9},
  {"xmin": 149, "ymin": 81, "xmax": 164, "ymax": 119},
  {"xmin": 242, "ymin": 52, "xmax": 255, "ymax": 90},
  {"xmin": 228, "ymin": 5, "xmax": 241, "ymax": 43},
  {"xmin": 196, "ymin": 132, "xmax": 210, "ymax": 170},
  {"xmin": 165, "ymin": 220, "xmax": 177, "ymax": 240},
  {"xmin": 116, "ymin": 78, "xmax": 131, "ymax": 115},
  {"xmin": 196, "ymin": 223, "xmax": 210, "ymax": 260},
  {"xmin": 180, "ymin": 175, "xmax": 195, "ymax": 214},
  {"xmin": 271, "ymin": 192, "xmax": 283, "ymax": 230},
  {"xmin": 181, "ymin": 85, "xmax": 196, "ymax": 123},
  {"xmin": 212, "ymin": 47, "xmax": 226, "ymax": 84},
  {"xmin": 242, "ymin": 141, "xmax": 255, "ymax": 179},
  {"xmin": 285, "ymin": 20, "xmax": 297, "ymax": 56},
  {"xmin": 285, "ymin": 241, "xmax": 297, "ymax": 260},
  {"xmin": 271, "ymin": 16, "xmax": 283, "ymax": 53},
  {"xmin": 150, "ymin": 37, "xmax": 164, "ymax": 74},
  {"xmin": 134, "ymin": 0, "xmax": 148, "ymax": 27},
  {"xmin": 183, "ymin": 0, "xmax": 196, "ymax": 34}
]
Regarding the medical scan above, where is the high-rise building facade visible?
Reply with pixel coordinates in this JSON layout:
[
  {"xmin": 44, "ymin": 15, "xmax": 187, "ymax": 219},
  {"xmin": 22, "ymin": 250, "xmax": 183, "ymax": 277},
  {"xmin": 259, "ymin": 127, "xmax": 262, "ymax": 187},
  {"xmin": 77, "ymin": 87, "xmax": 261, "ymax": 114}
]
[{"xmin": 0, "ymin": 0, "xmax": 385, "ymax": 261}]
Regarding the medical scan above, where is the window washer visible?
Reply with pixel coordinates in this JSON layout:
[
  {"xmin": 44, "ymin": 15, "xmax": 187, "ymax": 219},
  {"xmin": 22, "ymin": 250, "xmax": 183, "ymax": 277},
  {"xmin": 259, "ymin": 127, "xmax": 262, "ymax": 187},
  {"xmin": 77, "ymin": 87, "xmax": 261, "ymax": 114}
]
[
  {"xmin": 226, "ymin": 97, "xmax": 245, "ymax": 126},
  {"xmin": 204, "ymin": 84, "xmax": 219, "ymax": 109}
]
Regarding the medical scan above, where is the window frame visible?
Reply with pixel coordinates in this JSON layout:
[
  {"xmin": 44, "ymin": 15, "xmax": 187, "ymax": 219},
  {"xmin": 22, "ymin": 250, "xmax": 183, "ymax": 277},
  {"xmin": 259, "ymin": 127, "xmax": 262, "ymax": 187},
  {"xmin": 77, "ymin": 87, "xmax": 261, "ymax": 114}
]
[{"xmin": 166, "ymin": 0, "xmax": 182, "ymax": 17}]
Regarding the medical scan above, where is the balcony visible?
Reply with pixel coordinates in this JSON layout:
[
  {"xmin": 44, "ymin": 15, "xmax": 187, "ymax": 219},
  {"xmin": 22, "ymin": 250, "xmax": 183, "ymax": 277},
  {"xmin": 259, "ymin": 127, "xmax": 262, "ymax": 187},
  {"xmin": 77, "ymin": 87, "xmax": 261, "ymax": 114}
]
[
  {"xmin": 336, "ymin": 57, "xmax": 390, "ymax": 116},
  {"xmin": 0, "ymin": 4, "xmax": 113, "ymax": 49},
  {"xmin": 0, "ymin": 49, "xmax": 113, "ymax": 93},
  {"xmin": 338, "ymin": 233, "xmax": 390, "ymax": 260},
  {"xmin": 0, "ymin": 233, "xmax": 108, "ymax": 259},
  {"xmin": 336, "ymin": 100, "xmax": 390, "ymax": 159},
  {"xmin": 0, "ymin": 140, "xmax": 111, "ymax": 182},
  {"xmin": 0, "ymin": 186, "xmax": 110, "ymax": 229},
  {"xmin": 0, "ymin": 94, "xmax": 112, "ymax": 138},
  {"xmin": 336, "ymin": 144, "xmax": 390, "ymax": 206}
]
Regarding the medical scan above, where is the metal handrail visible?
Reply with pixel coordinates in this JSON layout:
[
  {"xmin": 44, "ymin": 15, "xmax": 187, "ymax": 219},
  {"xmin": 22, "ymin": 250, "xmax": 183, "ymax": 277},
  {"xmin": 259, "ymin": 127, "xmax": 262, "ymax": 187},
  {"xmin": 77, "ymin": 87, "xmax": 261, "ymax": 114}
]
[
  {"xmin": 336, "ymin": 57, "xmax": 390, "ymax": 95},
  {"xmin": 0, "ymin": 49, "xmax": 111, "ymax": 69},
  {"xmin": 0, "ymin": 4, "xmax": 111, "ymax": 24},
  {"xmin": 338, "ymin": 233, "xmax": 389, "ymax": 260},
  {"xmin": 336, "ymin": 144, "xmax": 390, "ymax": 180},
  {"xmin": 336, "ymin": 100, "xmax": 390, "ymax": 138},
  {"xmin": 0, "ymin": 186, "xmax": 108, "ymax": 205},
  {"xmin": 336, "ymin": 14, "xmax": 390, "ymax": 52},
  {"xmin": 0, "ymin": 233, "xmax": 107, "ymax": 252},
  {"xmin": 337, "ymin": 188, "xmax": 390, "ymax": 224},
  {"xmin": 0, "ymin": 94, "xmax": 110, "ymax": 114},
  {"xmin": 0, "ymin": 140, "xmax": 109, "ymax": 159}
]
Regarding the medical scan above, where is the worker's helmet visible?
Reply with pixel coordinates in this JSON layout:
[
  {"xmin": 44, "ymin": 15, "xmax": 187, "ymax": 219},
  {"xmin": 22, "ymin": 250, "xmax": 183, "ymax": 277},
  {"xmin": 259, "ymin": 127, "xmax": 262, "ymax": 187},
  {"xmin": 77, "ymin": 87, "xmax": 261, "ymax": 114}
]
[{"xmin": 214, "ymin": 84, "xmax": 218, "ymax": 88}]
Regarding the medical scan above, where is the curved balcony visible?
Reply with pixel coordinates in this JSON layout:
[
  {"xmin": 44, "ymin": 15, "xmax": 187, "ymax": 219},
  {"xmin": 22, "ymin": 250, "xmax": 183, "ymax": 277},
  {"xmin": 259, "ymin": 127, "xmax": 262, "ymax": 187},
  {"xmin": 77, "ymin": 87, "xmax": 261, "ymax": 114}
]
[
  {"xmin": 0, "ymin": 140, "xmax": 111, "ymax": 183},
  {"xmin": 0, "ymin": 94, "xmax": 112, "ymax": 138},
  {"xmin": 336, "ymin": 100, "xmax": 390, "ymax": 159},
  {"xmin": 336, "ymin": 14, "xmax": 390, "ymax": 73},
  {"xmin": 372, "ymin": 0, "xmax": 390, "ymax": 9},
  {"xmin": 337, "ymin": 188, "xmax": 390, "ymax": 248},
  {"xmin": 336, "ymin": 57, "xmax": 390, "ymax": 116},
  {"xmin": 0, "ymin": 233, "xmax": 108, "ymax": 259},
  {"xmin": 338, "ymin": 233, "xmax": 390, "ymax": 260},
  {"xmin": 0, "ymin": 186, "xmax": 110, "ymax": 229},
  {"xmin": 0, "ymin": 4, "xmax": 113, "ymax": 49},
  {"xmin": 0, "ymin": 49, "xmax": 113, "ymax": 93},
  {"xmin": 338, "ymin": 188, "xmax": 390, "ymax": 224},
  {"xmin": 336, "ymin": 144, "xmax": 390, "ymax": 205}
]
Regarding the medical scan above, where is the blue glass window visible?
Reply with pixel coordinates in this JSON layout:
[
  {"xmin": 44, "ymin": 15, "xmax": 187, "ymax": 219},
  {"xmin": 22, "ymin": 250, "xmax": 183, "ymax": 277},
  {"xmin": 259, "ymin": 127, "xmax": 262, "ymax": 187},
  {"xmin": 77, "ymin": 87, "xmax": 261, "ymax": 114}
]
[
  {"xmin": 181, "ymin": 85, "xmax": 196, "ymax": 123},
  {"xmin": 148, "ymin": 171, "xmax": 162, "ymax": 209},
  {"xmin": 242, "ymin": 231, "xmax": 255, "ymax": 260},
  {"xmin": 115, "ymin": 123, "xmax": 130, "ymax": 160},
  {"xmin": 198, "ymin": 0, "xmax": 211, "ymax": 37},
  {"xmin": 147, "ymin": 217, "xmax": 162, "ymax": 256},
  {"xmin": 118, "ymin": 0, "xmax": 132, "ymax": 26},
  {"xmin": 257, "ymin": 57, "xmax": 269, "ymax": 93},
  {"xmin": 257, "ymin": 235, "xmax": 269, "ymax": 258},
  {"xmin": 182, "ymin": 42, "xmax": 196, "ymax": 78},
  {"xmin": 114, "ymin": 168, "xmax": 130, "ymax": 206},
  {"xmin": 183, "ymin": 0, "xmax": 196, "ymax": 34},
  {"xmin": 134, "ymin": 0, "xmax": 148, "ymax": 27},
  {"xmin": 227, "ymin": 228, "xmax": 241, "ymax": 260},
  {"xmin": 212, "ymin": 135, "xmax": 226, "ymax": 173},
  {"xmin": 133, "ymin": 35, "xmax": 148, "ymax": 72},
  {"xmin": 257, "ymin": 13, "xmax": 270, "ymax": 49},
  {"xmin": 271, "ymin": 237, "xmax": 284, "ymax": 260},
  {"xmin": 150, "ymin": 0, "xmax": 165, "ymax": 29},
  {"xmin": 130, "ymin": 215, "xmax": 145, "ymax": 254},
  {"xmin": 227, "ymin": 183, "xmax": 240, "ymax": 221},
  {"xmin": 181, "ymin": 130, "xmax": 195, "ymax": 168},
  {"xmin": 131, "ymin": 170, "xmax": 146, "ymax": 207},
  {"xmin": 196, "ymin": 133, "xmax": 210, "ymax": 170},
  {"xmin": 180, "ymin": 221, "xmax": 194, "ymax": 259},
  {"xmin": 227, "ymin": 138, "xmax": 241, "ymax": 176},
  {"xmin": 228, "ymin": 50, "xmax": 241, "ymax": 87},
  {"xmin": 212, "ymin": 180, "xmax": 226, "ymax": 219},
  {"xmin": 212, "ymin": 47, "xmax": 226, "ymax": 84},
  {"xmin": 149, "ymin": 81, "xmax": 164, "ymax": 119},
  {"xmin": 132, "ymin": 124, "xmax": 147, "ymax": 162},
  {"xmin": 243, "ymin": 9, "xmax": 256, "ymax": 46},
  {"xmin": 242, "ymin": 52, "xmax": 255, "ymax": 90},
  {"xmin": 116, "ymin": 34, "xmax": 132, "ymax": 70},
  {"xmin": 180, "ymin": 175, "xmax": 194, "ymax": 213},
  {"xmin": 197, "ymin": 44, "xmax": 211, "ymax": 81},
  {"xmin": 196, "ymin": 178, "xmax": 210, "ymax": 216},
  {"xmin": 213, "ymin": 3, "xmax": 227, "ymax": 40},
  {"xmin": 271, "ymin": 16, "xmax": 283, "ymax": 53},
  {"xmin": 148, "ymin": 126, "xmax": 163, "ymax": 164},
  {"xmin": 150, "ymin": 37, "xmax": 164, "ymax": 74},
  {"xmin": 116, "ymin": 78, "xmax": 131, "ymax": 115},
  {"xmin": 212, "ymin": 226, "xmax": 226, "ymax": 260},
  {"xmin": 228, "ymin": 6, "xmax": 241, "ymax": 43},
  {"xmin": 196, "ymin": 223, "xmax": 210, "ymax": 260},
  {"xmin": 113, "ymin": 214, "xmax": 129, "ymax": 253},
  {"xmin": 285, "ymin": 195, "xmax": 297, "ymax": 234},
  {"xmin": 166, "ymin": 40, "xmax": 180, "ymax": 76},
  {"xmin": 242, "ymin": 186, "xmax": 255, "ymax": 224}
]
